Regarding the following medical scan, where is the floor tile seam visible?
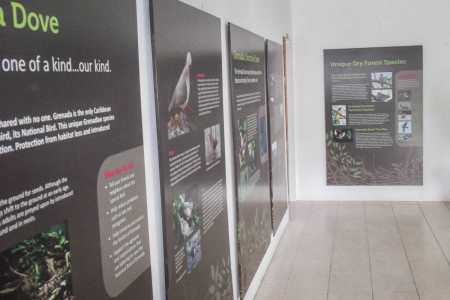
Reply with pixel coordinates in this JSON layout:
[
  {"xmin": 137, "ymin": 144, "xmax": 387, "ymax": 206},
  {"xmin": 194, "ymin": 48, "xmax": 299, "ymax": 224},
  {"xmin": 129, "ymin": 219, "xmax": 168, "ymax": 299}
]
[
  {"xmin": 390, "ymin": 203, "xmax": 421, "ymax": 298},
  {"xmin": 326, "ymin": 202, "xmax": 339, "ymax": 300},
  {"xmin": 282, "ymin": 201, "xmax": 313, "ymax": 298},
  {"xmin": 417, "ymin": 203, "xmax": 450, "ymax": 267},
  {"xmin": 364, "ymin": 202, "xmax": 375, "ymax": 300}
]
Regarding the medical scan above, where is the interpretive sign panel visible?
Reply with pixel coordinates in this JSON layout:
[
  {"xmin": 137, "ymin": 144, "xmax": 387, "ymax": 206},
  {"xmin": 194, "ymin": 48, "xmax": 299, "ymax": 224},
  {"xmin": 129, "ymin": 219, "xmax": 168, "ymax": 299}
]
[
  {"xmin": 151, "ymin": 1, "xmax": 232, "ymax": 299},
  {"xmin": 0, "ymin": 1, "xmax": 152, "ymax": 299},
  {"xmin": 228, "ymin": 23, "xmax": 271, "ymax": 297},
  {"xmin": 324, "ymin": 46, "xmax": 423, "ymax": 185},
  {"xmin": 266, "ymin": 40, "xmax": 288, "ymax": 234}
]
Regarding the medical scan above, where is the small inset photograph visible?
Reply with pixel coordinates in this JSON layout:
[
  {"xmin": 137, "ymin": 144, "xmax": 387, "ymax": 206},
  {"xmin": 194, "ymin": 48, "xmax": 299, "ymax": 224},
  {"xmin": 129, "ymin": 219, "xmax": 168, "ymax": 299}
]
[
  {"xmin": 398, "ymin": 90, "xmax": 411, "ymax": 102},
  {"xmin": 333, "ymin": 128, "xmax": 354, "ymax": 142},
  {"xmin": 247, "ymin": 140, "xmax": 257, "ymax": 173},
  {"xmin": 398, "ymin": 134, "xmax": 412, "ymax": 143},
  {"xmin": 0, "ymin": 222, "xmax": 73, "ymax": 300},
  {"xmin": 332, "ymin": 105, "xmax": 347, "ymax": 125},
  {"xmin": 398, "ymin": 111, "xmax": 412, "ymax": 121},
  {"xmin": 168, "ymin": 52, "xmax": 194, "ymax": 140},
  {"xmin": 238, "ymin": 118, "xmax": 247, "ymax": 167},
  {"xmin": 371, "ymin": 72, "xmax": 392, "ymax": 89},
  {"xmin": 204, "ymin": 124, "xmax": 221, "ymax": 165},
  {"xmin": 259, "ymin": 106, "xmax": 269, "ymax": 164},
  {"xmin": 398, "ymin": 101, "xmax": 412, "ymax": 111},
  {"xmin": 398, "ymin": 121, "xmax": 412, "ymax": 134},
  {"xmin": 239, "ymin": 167, "xmax": 249, "ymax": 201},
  {"xmin": 271, "ymin": 141, "xmax": 278, "ymax": 165},
  {"xmin": 371, "ymin": 89, "xmax": 393, "ymax": 103},
  {"xmin": 186, "ymin": 231, "xmax": 201, "ymax": 273},
  {"xmin": 173, "ymin": 185, "xmax": 200, "ymax": 249}
]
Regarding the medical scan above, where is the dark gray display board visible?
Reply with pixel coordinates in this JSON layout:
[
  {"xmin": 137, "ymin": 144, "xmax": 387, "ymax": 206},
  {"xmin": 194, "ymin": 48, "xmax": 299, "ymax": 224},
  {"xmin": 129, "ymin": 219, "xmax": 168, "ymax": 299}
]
[
  {"xmin": 266, "ymin": 40, "xmax": 288, "ymax": 234},
  {"xmin": 151, "ymin": 1, "xmax": 232, "ymax": 299},
  {"xmin": 324, "ymin": 46, "xmax": 423, "ymax": 185},
  {"xmin": 0, "ymin": 1, "xmax": 152, "ymax": 299},
  {"xmin": 228, "ymin": 23, "xmax": 271, "ymax": 297}
]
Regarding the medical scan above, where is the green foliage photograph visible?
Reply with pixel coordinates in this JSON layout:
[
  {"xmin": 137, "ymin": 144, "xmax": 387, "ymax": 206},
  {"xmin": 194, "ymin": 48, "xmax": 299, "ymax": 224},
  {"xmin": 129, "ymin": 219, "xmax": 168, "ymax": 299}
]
[{"xmin": 0, "ymin": 222, "xmax": 73, "ymax": 300}]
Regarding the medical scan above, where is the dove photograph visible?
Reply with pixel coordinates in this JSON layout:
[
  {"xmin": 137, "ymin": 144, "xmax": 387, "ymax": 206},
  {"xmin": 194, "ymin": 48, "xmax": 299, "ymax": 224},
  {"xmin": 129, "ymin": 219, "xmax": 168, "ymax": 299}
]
[{"xmin": 167, "ymin": 52, "xmax": 193, "ymax": 139}]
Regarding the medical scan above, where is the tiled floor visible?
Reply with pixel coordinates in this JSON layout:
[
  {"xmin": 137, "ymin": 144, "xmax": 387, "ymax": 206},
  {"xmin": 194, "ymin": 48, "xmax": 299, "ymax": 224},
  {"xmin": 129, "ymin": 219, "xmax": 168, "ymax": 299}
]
[{"xmin": 256, "ymin": 201, "xmax": 450, "ymax": 300}]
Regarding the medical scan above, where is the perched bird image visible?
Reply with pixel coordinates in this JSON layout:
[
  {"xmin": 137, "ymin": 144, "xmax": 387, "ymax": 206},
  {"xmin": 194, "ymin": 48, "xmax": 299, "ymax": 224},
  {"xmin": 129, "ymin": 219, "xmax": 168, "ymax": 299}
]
[
  {"xmin": 332, "ymin": 108, "xmax": 346, "ymax": 124},
  {"xmin": 399, "ymin": 103, "xmax": 410, "ymax": 110},
  {"xmin": 169, "ymin": 52, "xmax": 192, "ymax": 112},
  {"xmin": 399, "ymin": 91, "xmax": 409, "ymax": 101},
  {"xmin": 212, "ymin": 138, "xmax": 218, "ymax": 149},
  {"xmin": 373, "ymin": 92, "xmax": 390, "ymax": 102}
]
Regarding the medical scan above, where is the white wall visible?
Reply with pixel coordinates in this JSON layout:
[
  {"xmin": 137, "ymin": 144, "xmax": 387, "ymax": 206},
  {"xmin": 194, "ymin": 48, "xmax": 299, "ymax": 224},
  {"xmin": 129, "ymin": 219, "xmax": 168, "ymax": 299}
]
[
  {"xmin": 180, "ymin": 0, "xmax": 293, "ymax": 44},
  {"xmin": 292, "ymin": 0, "xmax": 450, "ymax": 201}
]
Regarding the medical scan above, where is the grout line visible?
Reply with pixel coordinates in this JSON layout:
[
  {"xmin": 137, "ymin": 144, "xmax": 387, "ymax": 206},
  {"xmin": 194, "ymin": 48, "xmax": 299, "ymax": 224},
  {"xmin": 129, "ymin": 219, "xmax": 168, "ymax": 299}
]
[
  {"xmin": 417, "ymin": 202, "xmax": 450, "ymax": 267},
  {"xmin": 364, "ymin": 202, "xmax": 375, "ymax": 300},
  {"xmin": 390, "ymin": 202, "xmax": 421, "ymax": 299},
  {"xmin": 326, "ymin": 202, "xmax": 339, "ymax": 300},
  {"xmin": 281, "ymin": 201, "xmax": 312, "ymax": 298},
  {"xmin": 445, "ymin": 202, "xmax": 450, "ymax": 212}
]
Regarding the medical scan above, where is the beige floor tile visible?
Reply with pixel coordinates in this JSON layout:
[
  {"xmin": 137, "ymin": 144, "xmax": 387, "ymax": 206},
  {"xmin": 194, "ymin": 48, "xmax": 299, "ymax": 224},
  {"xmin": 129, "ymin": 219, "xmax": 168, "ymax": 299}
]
[
  {"xmin": 405, "ymin": 247, "xmax": 447, "ymax": 261},
  {"xmin": 400, "ymin": 229, "xmax": 440, "ymax": 248},
  {"xmin": 335, "ymin": 226, "xmax": 367, "ymax": 236},
  {"xmin": 299, "ymin": 235, "xmax": 334, "ymax": 248},
  {"xmin": 255, "ymin": 287, "xmax": 284, "ymax": 300},
  {"xmin": 285, "ymin": 272, "xmax": 330, "ymax": 290},
  {"xmin": 334, "ymin": 230, "xmax": 368, "ymax": 247},
  {"xmin": 260, "ymin": 271, "xmax": 290, "ymax": 289},
  {"xmin": 371, "ymin": 260, "xmax": 411, "ymax": 275},
  {"xmin": 397, "ymin": 220, "xmax": 430, "ymax": 229},
  {"xmin": 282, "ymin": 223, "xmax": 306, "ymax": 238},
  {"xmin": 339, "ymin": 201, "xmax": 365, "ymax": 205},
  {"xmin": 365, "ymin": 201, "xmax": 392, "ymax": 205},
  {"xmin": 336, "ymin": 220, "xmax": 366, "ymax": 229},
  {"xmin": 256, "ymin": 201, "xmax": 450, "ymax": 299},
  {"xmin": 409, "ymin": 259, "xmax": 450, "ymax": 275},
  {"xmin": 282, "ymin": 289, "xmax": 328, "ymax": 300},
  {"xmin": 333, "ymin": 247, "xmax": 370, "ymax": 261},
  {"xmin": 328, "ymin": 290, "xmax": 372, "ymax": 300},
  {"xmin": 329, "ymin": 273, "xmax": 371, "ymax": 291},
  {"xmin": 304, "ymin": 220, "xmax": 336, "ymax": 231},
  {"xmin": 296, "ymin": 246, "xmax": 333, "ymax": 260},
  {"xmin": 373, "ymin": 291, "xmax": 419, "ymax": 300},
  {"xmin": 392, "ymin": 202, "xmax": 418, "ymax": 205},
  {"xmin": 414, "ymin": 273, "xmax": 450, "ymax": 292},
  {"xmin": 372, "ymin": 274, "xmax": 416, "ymax": 291},
  {"xmin": 300, "ymin": 229, "xmax": 334, "ymax": 240},
  {"xmin": 366, "ymin": 220, "xmax": 398, "ymax": 229},
  {"xmin": 367, "ymin": 225, "xmax": 400, "ymax": 236},
  {"xmin": 419, "ymin": 292, "xmax": 450, "ymax": 300},
  {"xmin": 267, "ymin": 256, "xmax": 295, "ymax": 273},
  {"xmin": 369, "ymin": 235, "xmax": 404, "ymax": 248},
  {"xmin": 370, "ymin": 247, "xmax": 407, "ymax": 260},
  {"xmin": 427, "ymin": 219, "xmax": 450, "ymax": 231},
  {"xmin": 331, "ymin": 257, "xmax": 370, "ymax": 274},
  {"xmin": 441, "ymin": 247, "xmax": 450, "ymax": 261},
  {"xmin": 432, "ymin": 229, "xmax": 450, "ymax": 241},
  {"xmin": 292, "ymin": 257, "xmax": 331, "ymax": 274}
]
